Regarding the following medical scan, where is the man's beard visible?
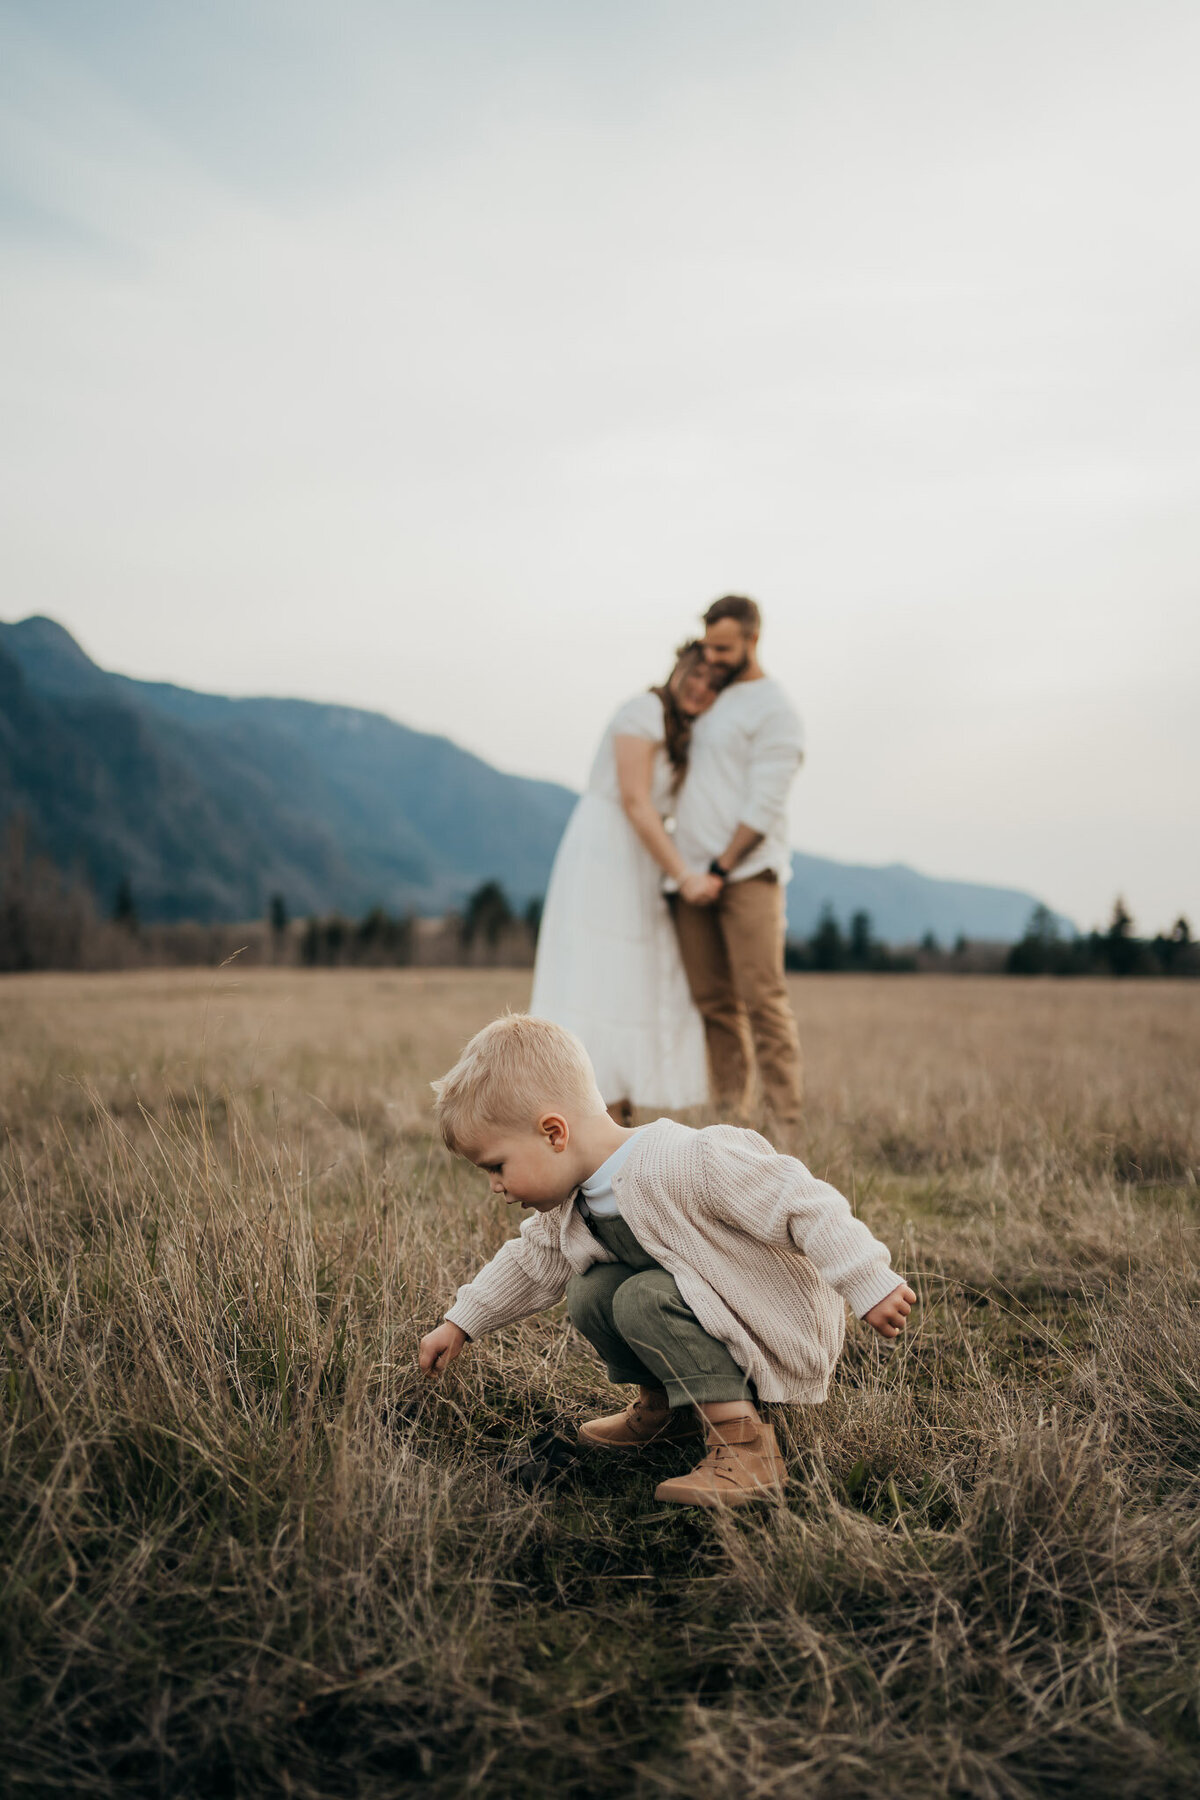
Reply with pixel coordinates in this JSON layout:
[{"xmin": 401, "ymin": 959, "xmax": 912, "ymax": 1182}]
[{"xmin": 711, "ymin": 651, "xmax": 747, "ymax": 689}]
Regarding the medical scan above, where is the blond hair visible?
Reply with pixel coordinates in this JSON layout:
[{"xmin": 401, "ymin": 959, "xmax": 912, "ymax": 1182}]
[{"xmin": 431, "ymin": 1013, "xmax": 607, "ymax": 1154}]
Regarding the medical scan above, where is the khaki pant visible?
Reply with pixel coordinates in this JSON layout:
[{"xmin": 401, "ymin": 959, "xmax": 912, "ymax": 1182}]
[{"xmin": 670, "ymin": 872, "xmax": 803, "ymax": 1121}]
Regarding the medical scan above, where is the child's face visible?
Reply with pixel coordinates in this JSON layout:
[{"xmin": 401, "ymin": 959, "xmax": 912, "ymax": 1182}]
[{"xmin": 468, "ymin": 1116, "xmax": 576, "ymax": 1212}]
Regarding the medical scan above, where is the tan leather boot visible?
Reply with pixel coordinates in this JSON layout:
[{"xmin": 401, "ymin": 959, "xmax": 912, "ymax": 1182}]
[
  {"xmin": 654, "ymin": 1414, "xmax": 788, "ymax": 1506},
  {"xmin": 578, "ymin": 1395, "xmax": 702, "ymax": 1450}
]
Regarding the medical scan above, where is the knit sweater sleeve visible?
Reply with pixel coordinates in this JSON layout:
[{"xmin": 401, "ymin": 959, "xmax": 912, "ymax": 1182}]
[
  {"xmin": 695, "ymin": 1128, "xmax": 901, "ymax": 1319},
  {"xmin": 443, "ymin": 1209, "xmax": 572, "ymax": 1341}
]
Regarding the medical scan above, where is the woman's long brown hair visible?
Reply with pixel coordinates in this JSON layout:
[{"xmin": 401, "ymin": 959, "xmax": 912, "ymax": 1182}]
[{"xmin": 651, "ymin": 640, "xmax": 711, "ymax": 793}]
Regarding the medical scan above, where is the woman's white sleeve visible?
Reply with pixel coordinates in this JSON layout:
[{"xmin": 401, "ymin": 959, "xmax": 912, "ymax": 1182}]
[{"xmin": 610, "ymin": 691, "xmax": 664, "ymax": 742}]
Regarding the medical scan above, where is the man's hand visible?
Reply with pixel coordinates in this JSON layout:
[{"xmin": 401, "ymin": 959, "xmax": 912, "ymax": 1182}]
[
  {"xmin": 680, "ymin": 871, "xmax": 723, "ymax": 906},
  {"xmin": 419, "ymin": 1320, "xmax": 469, "ymax": 1375},
  {"xmin": 863, "ymin": 1283, "xmax": 917, "ymax": 1339}
]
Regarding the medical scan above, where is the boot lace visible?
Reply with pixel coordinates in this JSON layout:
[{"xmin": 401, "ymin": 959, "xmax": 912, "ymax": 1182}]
[{"xmin": 705, "ymin": 1442, "xmax": 745, "ymax": 1485}]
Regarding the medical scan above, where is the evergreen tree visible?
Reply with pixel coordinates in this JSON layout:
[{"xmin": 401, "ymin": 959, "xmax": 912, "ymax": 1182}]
[
  {"xmin": 1104, "ymin": 897, "xmax": 1139, "ymax": 977},
  {"xmin": 113, "ymin": 875, "xmax": 138, "ymax": 932},
  {"xmin": 463, "ymin": 881, "xmax": 513, "ymax": 948},
  {"xmin": 849, "ymin": 910, "xmax": 872, "ymax": 968},
  {"xmin": 1027, "ymin": 904, "xmax": 1059, "ymax": 944},
  {"xmin": 354, "ymin": 906, "xmax": 414, "ymax": 966},
  {"xmin": 811, "ymin": 907, "xmax": 845, "ymax": 971},
  {"xmin": 1151, "ymin": 915, "xmax": 1193, "ymax": 974},
  {"xmin": 1007, "ymin": 903, "xmax": 1069, "ymax": 974}
]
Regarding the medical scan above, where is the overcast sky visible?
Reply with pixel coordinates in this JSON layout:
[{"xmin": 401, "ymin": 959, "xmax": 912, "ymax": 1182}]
[{"xmin": 2, "ymin": 0, "xmax": 1197, "ymax": 932}]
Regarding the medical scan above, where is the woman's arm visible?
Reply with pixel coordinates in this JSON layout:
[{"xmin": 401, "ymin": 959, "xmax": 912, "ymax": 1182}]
[
  {"xmin": 614, "ymin": 735, "xmax": 689, "ymax": 882},
  {"xmin": 614, "ymin": 736, "xmax": 722, "ymax": 904},
  {"xmin": 615, "ymin": 730, "xmax": 719, "ymax": 900}
]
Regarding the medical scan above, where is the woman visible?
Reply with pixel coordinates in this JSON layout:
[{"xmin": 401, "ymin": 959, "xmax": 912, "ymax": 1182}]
[{"xmin": 530, "ymin": 642, "xmax": 722, "ymax": 1120}]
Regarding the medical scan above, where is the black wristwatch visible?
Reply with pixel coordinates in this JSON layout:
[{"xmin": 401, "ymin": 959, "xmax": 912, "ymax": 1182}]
[{"xmin": 708, "ymin": 859, "xmax": 728, "ymax": 881}]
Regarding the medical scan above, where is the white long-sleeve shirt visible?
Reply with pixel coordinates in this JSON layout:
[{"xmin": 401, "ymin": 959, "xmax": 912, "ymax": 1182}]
[
  {"xmin": 444, "ymin": 1118, "xmax": 900, "ymax": 1403},
  {"xmin": 672, "ymin": 676, "xmax": 804, "ymax": 884}
]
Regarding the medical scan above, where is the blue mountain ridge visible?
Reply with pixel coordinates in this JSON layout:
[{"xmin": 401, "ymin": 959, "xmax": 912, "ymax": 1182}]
[{"xmin": 0, "ymin": 616, "xmax": 1068, "ymax": 942}]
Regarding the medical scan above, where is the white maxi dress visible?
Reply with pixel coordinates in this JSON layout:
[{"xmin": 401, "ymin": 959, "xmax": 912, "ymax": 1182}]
[{"xmin": 530, "ymin": 691, "xmax": 708, "ymax": 1109}]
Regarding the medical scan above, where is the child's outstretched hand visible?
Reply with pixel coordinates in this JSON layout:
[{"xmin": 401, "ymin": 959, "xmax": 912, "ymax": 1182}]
[
  {"xmin": 864, "ymin": 1283, "xmax": 917, "ymax": 1339},
  {"xmin": 419, "ymin": 1320, "xmax": 469, "ymax": 1375}
]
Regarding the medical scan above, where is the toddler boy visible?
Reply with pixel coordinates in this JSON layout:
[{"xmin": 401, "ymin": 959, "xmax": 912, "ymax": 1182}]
[{"xmin": 419, "ymin": 1014, "xmax": 915, "ymax": 1506}]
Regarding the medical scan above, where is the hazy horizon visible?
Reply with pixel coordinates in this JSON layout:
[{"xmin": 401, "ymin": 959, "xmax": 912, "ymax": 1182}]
[{"xmin": 2, "ymin": 1, "xmax": 1198, "ymax": 933}]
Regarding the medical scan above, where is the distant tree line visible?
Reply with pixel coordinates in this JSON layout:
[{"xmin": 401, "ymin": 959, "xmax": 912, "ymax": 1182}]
[
  {"xmin": 1006, "ymin": 900, "xmax": 1197, "ymax": 978},
  {"xmin": 0, "ymin": 814, "xmax": 96, "ymax": 972},
  {"xmin": 295, "ymin": 882, "xmax": 545, "ymax": 970},
  {"xmin": 0, "ymin": 827, "xmax": 549, "ymax": 973},
  {"xmin": 0, "ymin": 815, "xmax": 293, "ymax": 973},
  {"xmin": 1, "ymin": 817, "xmax": 1195, "ymax": 982},
  {"xmin": 299, "ymin": 906, "xmax": 415, "ymax": 968},
  {"xmin": 785, "ymin": 909, "xmax": 917, "ymax": 972}
]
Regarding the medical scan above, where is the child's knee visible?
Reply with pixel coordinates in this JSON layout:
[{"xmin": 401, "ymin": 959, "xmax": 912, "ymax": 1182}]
[
  {"xmin": 565, "ymin": 1273, "xmax": 593, "ymax": 1331},
  {"xmin": 610, "ymin": 1270, "xmax": 676, "ymax": 1340},
  {"xmin": 567, "ymin": 1268, "xmax": 617, "ymax": 1335}
]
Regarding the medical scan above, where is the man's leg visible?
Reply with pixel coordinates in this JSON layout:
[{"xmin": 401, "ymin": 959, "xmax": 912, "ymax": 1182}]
[
  {"xmin": 670, "ymin": 894, "xmax": 754, "ymax": 1113},
  {"xmin": 718, "ymin": 874, "xmax": 803, "ymax": 1123}
]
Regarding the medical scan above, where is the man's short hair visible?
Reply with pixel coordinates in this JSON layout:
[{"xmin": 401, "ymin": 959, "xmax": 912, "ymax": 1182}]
[
  {"xmin": 431, "ymin": 1013, "xmax": 607, "ymax": 1154},
  {"xmin": 702, "ymin": 594, "xmax": 761, "ymax": 634}
]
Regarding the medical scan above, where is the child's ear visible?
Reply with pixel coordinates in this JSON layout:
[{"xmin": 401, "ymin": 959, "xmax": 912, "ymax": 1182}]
[{"xmin": 538, "ymin": 1113, "xmax": 570, "ymax": 1151}]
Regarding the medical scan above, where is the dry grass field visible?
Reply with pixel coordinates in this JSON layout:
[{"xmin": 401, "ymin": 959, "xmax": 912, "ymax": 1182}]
[{"xmin": 2, "ymin": 968, "xmax": 1199, "ymax": 1798}]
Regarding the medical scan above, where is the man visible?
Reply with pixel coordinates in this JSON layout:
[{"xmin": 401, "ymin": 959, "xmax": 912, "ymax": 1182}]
[{"xmin": 670, "ymin": 596, "xmax": 804, "ymax": 1124}]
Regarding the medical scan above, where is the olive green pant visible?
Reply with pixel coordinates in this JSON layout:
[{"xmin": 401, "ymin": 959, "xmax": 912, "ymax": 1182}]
[{"xmin": 566, "ymin": 1215, "xmax": 751, "ymax": 1410}]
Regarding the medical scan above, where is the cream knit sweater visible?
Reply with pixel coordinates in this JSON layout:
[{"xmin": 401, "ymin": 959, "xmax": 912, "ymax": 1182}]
[{"xmin": 444, "ymin": 1119, "xmax": 900, "ymax": 1403}]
